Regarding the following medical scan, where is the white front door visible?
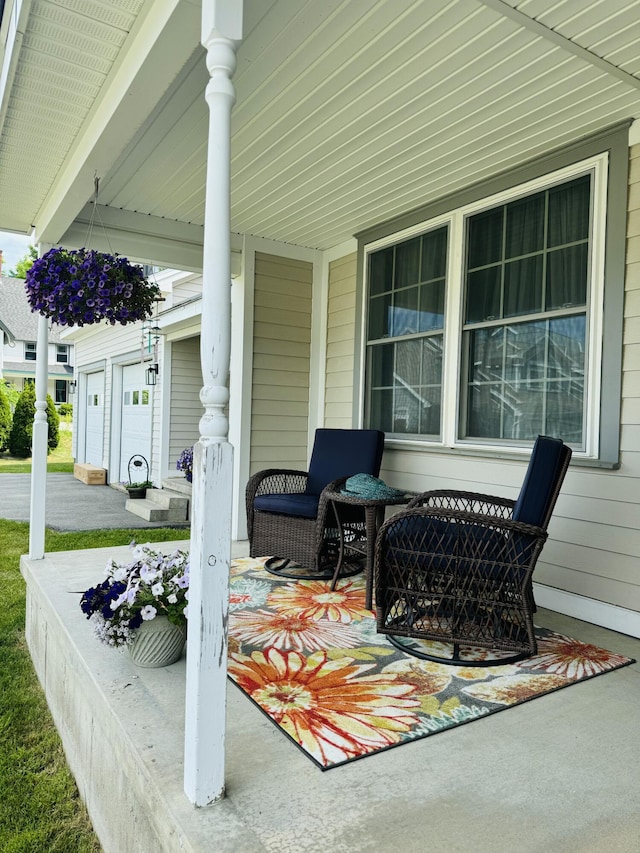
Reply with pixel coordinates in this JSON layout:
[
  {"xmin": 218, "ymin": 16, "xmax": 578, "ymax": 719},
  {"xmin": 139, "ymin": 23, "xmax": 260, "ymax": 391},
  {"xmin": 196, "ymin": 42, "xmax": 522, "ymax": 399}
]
[
  {"xmin": 85, "ymin": 371, "xmax": 104, "ymax": 466},
  {"xmin": 119, "ymin": 363, "xmax": 153, "ymax": 482}
]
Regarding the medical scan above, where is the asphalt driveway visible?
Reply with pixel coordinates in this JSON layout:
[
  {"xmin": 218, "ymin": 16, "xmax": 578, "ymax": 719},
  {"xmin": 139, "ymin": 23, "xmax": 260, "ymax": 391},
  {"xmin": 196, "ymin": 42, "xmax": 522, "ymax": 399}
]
[{"xmin": 0, "ymin": 473, "xmax": 190, "ymax": 531}]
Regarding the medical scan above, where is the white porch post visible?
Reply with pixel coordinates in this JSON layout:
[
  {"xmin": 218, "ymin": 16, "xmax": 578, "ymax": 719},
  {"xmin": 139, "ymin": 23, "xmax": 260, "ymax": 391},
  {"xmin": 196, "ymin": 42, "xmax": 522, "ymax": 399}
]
[
  {"xmin": 29, "ymin": 245, "xmax": 52, "ymax": 560},
  {"xmin": 184, "ymin": 0, "xmax": 242, "ymax": 807}
]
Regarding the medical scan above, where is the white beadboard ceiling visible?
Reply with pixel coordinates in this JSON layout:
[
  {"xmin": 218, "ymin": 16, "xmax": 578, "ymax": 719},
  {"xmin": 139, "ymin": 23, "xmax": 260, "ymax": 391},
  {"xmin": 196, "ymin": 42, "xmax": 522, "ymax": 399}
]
[{"xmin": 1, "ymin": 0, "xmax": 640, "ymax": 260}]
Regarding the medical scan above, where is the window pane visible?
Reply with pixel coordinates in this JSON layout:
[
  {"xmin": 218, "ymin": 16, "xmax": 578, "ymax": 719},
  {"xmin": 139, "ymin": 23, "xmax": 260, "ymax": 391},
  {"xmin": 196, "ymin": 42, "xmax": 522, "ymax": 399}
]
[
  {"xmin": 392, "ymin": 287, "xmax": 420, "ymax": 336},
  {"xmin": 395, "ymin": 237, "xmax": 421, "ymax": 288},
  {"xmin": 505, "ymin": 193, "xmax": 544, "ymax": 258},
  {"xmin": 547, "ymin": 175, "xmax": 591, "ymax": 248},
  {"xmin": 418, "ymin": 280, "xmax": 445, "ymax": 331},
  {"xmin": 369, "ymin": 248, "xmax": 394, "ymax": 296},
  {"xmin": 466, "ymin": 267, "xmax": 501, "ymax": 323},
  {"xmin": 546, "ymin": 244, "xmax": 588, "ymax": 309},
  {"xmin": 132, "ymin": 390, "xmax": 139, "ymax": 405},
  {"xmin": 467, "ymin": 208, "xmax": 503, "ymax": 268},
  {"xmin": 368, "ymin": 293, "xmax": 391, "ymax": 339},
  {"xmin": 421, "ymin": 226, "xmax": 447, "ymax": 280},
  {"xmin": 461, "ymin": 316, "xmax": 585, "ymax": 442},
  {"xmin": 504, "ymin": 256, "xmax": 543, "ymax": 317},
  {"xmin": 394, "ymin": 337, "xmax": 442, "ymax": 435},
  {"xmin": 369, "ymin": 389, "xmax": 393, "ymax": 432},
  {"xmin": 370, "ymin": 343, "xmax": 394, "ymax": 387}
]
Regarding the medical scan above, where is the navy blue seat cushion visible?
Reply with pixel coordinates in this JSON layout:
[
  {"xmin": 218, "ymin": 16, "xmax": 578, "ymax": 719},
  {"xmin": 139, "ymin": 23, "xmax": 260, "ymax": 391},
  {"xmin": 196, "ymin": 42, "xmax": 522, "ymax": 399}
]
[
  {"xmin": 512, "ymin": 435, "xmax": 570, "ymax": 528},
  {"xmin": 254, "ymin": 493, "xmax": 319, "ymax": 519},
  {"xmin": 305, "ymin": 429, "xmax": 384, "ymax": 496}
]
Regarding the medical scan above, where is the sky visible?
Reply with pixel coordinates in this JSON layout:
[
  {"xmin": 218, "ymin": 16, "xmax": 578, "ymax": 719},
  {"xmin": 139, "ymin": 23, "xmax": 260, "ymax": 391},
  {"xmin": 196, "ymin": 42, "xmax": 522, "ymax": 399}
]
[{"xmin": 0, "ymin": 230, "xmax": 32, "ymax": 275}]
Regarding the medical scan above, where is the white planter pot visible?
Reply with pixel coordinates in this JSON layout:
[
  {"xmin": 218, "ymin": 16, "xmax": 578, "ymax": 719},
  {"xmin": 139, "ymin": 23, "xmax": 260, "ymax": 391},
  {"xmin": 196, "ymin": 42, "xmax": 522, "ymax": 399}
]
[{"xmin": 128, "ymin": 615, "xmax": 186, "ymax": 668}]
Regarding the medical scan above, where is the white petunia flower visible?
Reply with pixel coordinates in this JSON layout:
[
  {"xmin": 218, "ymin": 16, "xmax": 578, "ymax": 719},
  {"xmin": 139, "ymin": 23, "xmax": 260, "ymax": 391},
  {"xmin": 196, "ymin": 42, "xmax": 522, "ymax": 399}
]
[
  {"xmin": 167, "ymin": 593, "xmax": 178, "ymax": 604},
  {"xmin": 140, "ymin": 605, "xmax": 157, "ymax": 620},
  {"xmin": 151, "ymin": 582, "xmax": 164, "ymax": 597}
]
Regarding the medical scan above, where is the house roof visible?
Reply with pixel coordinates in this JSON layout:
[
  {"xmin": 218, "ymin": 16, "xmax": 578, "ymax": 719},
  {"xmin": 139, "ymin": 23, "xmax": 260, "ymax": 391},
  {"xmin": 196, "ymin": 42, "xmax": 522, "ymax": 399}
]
[
  {"xmin": 0, "ymin": 275, "xmax": 67, "ymax": 342},
  {"xmin": 0, "ymin": 1, "xmax": 639, "ymax": 263}
]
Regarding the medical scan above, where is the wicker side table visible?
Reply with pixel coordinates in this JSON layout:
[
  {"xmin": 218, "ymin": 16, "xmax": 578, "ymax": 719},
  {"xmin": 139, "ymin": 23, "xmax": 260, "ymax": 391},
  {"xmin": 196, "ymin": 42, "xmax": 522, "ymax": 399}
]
[{"xmin": 324, "ymin": 488, "xmax": 415, "ymax": 611}]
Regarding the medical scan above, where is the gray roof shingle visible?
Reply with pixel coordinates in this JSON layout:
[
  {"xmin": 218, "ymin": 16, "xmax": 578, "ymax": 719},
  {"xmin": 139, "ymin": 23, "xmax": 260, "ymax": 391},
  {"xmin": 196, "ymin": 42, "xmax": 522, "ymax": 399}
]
[{"xmin": 0, "ymin": 276, "xmax": 67, "ymax": 343}]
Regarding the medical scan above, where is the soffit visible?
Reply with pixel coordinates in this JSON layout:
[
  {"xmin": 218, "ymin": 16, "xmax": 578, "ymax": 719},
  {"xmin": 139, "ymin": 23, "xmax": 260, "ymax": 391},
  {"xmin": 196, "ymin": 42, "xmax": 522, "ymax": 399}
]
[
  {"xmin": 0, "ymin": 0, "xmax": 146, "ymax": 232},
  {"xmin": 1, "ymin": 0, "xmax": 640, "ymax": 254}
]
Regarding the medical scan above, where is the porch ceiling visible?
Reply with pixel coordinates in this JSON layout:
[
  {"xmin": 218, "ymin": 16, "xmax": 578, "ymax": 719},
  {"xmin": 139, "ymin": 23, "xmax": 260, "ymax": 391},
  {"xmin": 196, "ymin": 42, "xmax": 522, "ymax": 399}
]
[{"xmin": 1, "ymin": 0, "xmax": 640, "ymax": 261}]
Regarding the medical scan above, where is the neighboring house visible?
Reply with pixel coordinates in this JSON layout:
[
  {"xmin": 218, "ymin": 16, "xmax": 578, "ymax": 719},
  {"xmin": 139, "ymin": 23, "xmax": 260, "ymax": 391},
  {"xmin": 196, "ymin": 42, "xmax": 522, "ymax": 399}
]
[
  {"xmin": 0, "ymin": 1, "xmax": 639, "ymax": 643},
  {"xmin": 0, "ymin": 275, "xmax": 74, "ymax": 404}
]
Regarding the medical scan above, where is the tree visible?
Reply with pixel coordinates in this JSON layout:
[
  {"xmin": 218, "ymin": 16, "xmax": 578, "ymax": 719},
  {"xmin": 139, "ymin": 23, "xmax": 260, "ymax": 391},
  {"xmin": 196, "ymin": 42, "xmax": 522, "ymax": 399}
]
[
  {"xmin": 46, "ymin": 393, "xmax": 60, "ymax": 451},
  {"xmin": 7, "ymin": 383, "xmax": 60, "ymax": 457},
  {"xmin": 0, "ymin": 384, "xmax": 11, "ymax": 452},
  {"xmin": 8, "ymin": 382, "xmax": 35, "ymax": 457},
  {"xmin": 9, "ymin": 244, "xmax": 38, "ymax": 278}
]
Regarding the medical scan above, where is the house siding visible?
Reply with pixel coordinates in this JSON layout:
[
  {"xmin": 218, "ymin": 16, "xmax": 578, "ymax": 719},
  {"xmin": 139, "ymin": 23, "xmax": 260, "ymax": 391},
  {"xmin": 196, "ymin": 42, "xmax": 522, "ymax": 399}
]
[
  {"xmin": 169, "ymin": 336, "xmax": 201, "ymax": 471},
  {"xmin": 250, "ymin": 253, "xmax": 312, "ymax": 474},
  {"xmin": 324, "ymin": 253, "xmax": 357, "ymax": 427}
]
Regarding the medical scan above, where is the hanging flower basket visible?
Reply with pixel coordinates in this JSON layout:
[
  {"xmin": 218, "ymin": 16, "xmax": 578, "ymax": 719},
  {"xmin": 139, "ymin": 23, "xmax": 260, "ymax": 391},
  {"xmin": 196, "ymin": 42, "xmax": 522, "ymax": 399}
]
[{"xmin": 24, "ymin": 247, "xmax": 161, "ymax": 327}]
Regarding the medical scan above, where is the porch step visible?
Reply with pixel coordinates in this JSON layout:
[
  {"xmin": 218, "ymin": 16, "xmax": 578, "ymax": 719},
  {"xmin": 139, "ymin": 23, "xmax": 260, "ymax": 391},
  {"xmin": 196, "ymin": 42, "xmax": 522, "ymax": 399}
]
[{"xmin": 125, "ymin": 488, "xmax": 189, "ymax": 523}]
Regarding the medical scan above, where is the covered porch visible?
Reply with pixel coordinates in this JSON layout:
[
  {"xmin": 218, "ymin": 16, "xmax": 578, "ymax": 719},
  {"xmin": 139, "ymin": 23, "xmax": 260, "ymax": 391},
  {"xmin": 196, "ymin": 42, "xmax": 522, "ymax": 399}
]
[{"xmin": 22, "ymin": 541, "xmax": 640, "ymax": 852}]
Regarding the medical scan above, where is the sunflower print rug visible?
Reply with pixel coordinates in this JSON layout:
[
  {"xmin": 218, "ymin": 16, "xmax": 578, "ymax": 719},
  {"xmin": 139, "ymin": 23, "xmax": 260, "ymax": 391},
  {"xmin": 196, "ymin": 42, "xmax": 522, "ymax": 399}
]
[{"xmin": 227, "ymin": 558, "xmax": 635, "ymax": 770}]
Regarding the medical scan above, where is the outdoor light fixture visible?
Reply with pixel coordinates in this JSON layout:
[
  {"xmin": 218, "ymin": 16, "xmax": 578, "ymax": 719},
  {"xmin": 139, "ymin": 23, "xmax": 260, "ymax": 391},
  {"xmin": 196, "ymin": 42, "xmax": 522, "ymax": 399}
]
[
  {"xmin": 69, "ymin": 379, "xmax": 77, "ymax": 395},
  {"xmin": 145, "ymin": 364, "xmax": 159, "ymax": 386}
]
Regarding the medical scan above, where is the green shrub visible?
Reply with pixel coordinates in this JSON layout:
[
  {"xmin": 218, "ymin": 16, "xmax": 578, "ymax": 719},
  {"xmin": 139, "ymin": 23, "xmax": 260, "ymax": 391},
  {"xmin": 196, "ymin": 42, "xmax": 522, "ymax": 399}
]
[
  {"xmin": 8, "ymin": 384, "xmax": 35, "ymax": 457},
  {"xmin": 58, "ymin": 402, "xmax": 73, "ymax": 417},
  {"xmin": 8, "ymin": 385, "xmax": 60, "ymax": 457},
  {"xmin": 0, "ymin": 385, "xmax": 11, "ymax": 452},
  {"xmin": 46, "ymin": 394, "xmax": 60, "ymax": 451}
]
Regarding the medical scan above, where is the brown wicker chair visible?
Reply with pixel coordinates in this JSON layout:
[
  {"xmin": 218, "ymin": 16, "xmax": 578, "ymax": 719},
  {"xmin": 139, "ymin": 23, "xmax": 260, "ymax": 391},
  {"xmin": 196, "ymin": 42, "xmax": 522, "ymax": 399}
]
[
  {"xmin": 246, "ymin": 428, "xmax": 385, "ymax": 579},
  {"xmin": 375, "ymin": 435, "xmax": 572, "ymax": 665}
]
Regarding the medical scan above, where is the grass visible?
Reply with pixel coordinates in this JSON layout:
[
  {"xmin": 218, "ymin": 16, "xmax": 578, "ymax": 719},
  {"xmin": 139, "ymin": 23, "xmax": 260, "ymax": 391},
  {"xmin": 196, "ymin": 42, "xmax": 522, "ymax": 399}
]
[
  {"xmin": 0, "ymin": 521, "xmax": 189, "ymax": 852},
  {"xmin": 0, "ymin": 430, "xmax": 74, "ymax": 474}
]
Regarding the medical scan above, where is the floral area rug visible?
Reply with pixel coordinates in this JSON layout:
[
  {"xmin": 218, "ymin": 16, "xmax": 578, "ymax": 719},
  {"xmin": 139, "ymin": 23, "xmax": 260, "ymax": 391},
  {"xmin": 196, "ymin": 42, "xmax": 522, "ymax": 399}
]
[{"xmin": 227, "ymin": 558, "xmax": 635, "ymax": 770}]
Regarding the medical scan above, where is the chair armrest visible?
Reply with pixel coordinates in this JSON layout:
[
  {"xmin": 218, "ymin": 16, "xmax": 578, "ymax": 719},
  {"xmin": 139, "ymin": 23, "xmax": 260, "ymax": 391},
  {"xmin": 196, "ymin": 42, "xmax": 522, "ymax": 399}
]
[
  {"xmin": 375, "ymin": 505, "xmax": 547, "ymax": 583},
  {"xmin": 406, "ymin": 489, "xmax": 515, "ymax": 519},
  {"xmin": 245, "ymin": 469, "xmax": 310, "ymax": 541}
]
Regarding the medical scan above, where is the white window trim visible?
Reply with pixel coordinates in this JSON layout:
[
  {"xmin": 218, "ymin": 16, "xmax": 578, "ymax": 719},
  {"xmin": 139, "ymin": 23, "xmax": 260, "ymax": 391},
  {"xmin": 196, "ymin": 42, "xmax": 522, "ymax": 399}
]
[{"xmin": 360, "ymin": 153, "xmax": 609, "ymax": 461}]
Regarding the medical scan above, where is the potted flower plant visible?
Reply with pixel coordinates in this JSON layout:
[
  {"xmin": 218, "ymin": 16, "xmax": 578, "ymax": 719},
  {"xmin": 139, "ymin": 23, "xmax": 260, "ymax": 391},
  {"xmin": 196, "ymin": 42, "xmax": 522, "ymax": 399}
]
[
  {"xmin": 125, "ymin": 480, "xmax": 152, "ymax": 499},
  {"xmin": 176, "ymin": 446, "xmax": 194, "ymax": 483},
  {"xmin": 79, "ymin": 544, "xmax": 189, "ymax": 666},
  {"xmin": 25, "ymin": 246, "xmax": 160, "ymax": 327}
]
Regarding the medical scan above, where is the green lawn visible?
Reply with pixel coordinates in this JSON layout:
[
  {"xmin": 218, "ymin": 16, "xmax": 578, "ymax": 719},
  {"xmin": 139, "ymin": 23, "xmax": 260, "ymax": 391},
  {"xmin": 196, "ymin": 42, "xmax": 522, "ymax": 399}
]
[
  {"xmin": 0, "ymin": 430, "xmax": 74, "ymax": 474},
  {"xmin": 0, "ymin": 521, "xmax": 189, "ymax": 853}
]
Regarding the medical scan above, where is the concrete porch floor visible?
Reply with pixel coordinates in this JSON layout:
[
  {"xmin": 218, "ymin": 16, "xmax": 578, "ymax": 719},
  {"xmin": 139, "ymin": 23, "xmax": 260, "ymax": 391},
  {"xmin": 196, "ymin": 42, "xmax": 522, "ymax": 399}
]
[{"xmin": 21, "ymin": 541, "xmax": 640, "ymax": 853}]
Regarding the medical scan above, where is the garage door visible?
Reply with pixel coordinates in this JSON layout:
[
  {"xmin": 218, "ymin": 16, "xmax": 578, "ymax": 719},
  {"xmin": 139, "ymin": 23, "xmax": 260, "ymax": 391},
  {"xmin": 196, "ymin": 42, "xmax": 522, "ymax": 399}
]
[
  {"xmin": 120, "ymin": 363, "xmax": 153, "ymax": 482},
  {"xmin": 84, "ymin": 371, "xmax": 104, "ymax": 466}
]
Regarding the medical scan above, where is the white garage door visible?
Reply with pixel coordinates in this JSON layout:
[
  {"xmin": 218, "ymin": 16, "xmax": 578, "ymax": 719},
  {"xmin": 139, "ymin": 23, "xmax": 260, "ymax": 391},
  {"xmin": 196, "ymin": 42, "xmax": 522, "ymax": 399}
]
[
  {"xmin": 120, "ymin": 363, "xmax": 153, "ymax": 482},
  {"xmin": 84, "ymin": 371, "xmax": 104, "ymax": 466}
]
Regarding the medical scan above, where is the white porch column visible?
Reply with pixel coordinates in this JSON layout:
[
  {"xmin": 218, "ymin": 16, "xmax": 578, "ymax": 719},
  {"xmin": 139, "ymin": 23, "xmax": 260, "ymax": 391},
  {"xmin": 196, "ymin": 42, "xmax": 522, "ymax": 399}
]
[
  {"xmin": 184, "ymin": 0, "xmax": 242, "ymax": 807},
  {"xmin": 29, "ymin": 244, "xmax": 52, "ymax": 560}
]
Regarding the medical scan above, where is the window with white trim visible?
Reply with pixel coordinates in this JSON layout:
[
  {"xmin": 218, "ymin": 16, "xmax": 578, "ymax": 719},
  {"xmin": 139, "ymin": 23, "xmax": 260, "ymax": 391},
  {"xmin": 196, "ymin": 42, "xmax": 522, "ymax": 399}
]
[
  {"xmin": 25, "ymin": 342, "xmax": 36, "ymax": 361},
  {"xmin": 56, "ymin": 344, "xmax": 68, "ymax": 364},
  {"xmin": 363, "ymin": 155, "xmax": 608, "ymax": 459}
]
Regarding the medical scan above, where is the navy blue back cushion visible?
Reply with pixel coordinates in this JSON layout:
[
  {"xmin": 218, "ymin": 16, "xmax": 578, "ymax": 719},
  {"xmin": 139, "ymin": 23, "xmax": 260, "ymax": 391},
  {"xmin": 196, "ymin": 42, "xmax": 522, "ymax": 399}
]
[
  {"xmin": 512, "ymin": 435, "xmax": 571, "ymax": 528},
  {"xmin": 305, "ymin": 429, "xmax": 384, "ymax": 496}
]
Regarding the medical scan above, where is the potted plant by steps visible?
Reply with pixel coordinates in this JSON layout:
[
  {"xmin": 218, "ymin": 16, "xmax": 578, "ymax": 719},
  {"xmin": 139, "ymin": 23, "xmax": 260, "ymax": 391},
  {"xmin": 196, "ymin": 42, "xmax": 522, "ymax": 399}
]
[
  {"xmin": 79, "ymin": 544, "xmax": 189, "ymax": 667},
  {"xmin": 125, "ymin": 480, "xmax": 152, "ymax": 499}
]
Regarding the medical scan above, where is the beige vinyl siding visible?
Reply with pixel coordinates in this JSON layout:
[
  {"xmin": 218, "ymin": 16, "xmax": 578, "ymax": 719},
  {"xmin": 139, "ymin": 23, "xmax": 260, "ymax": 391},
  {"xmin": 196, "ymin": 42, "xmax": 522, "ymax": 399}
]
[
  {"xmin": 378, "ymin": 145, "xmax": 640, "ymax": 614},
  {"xmin": 250, "ymin": 253, "xmax": 312, "ymax": 474},
  {"xmin": 324, "ymin": 253, "xmax": 357, "ymax": 427},
  {"xmin": 169, "ymin": 336, "xmax": 201, "ymax": 470}
]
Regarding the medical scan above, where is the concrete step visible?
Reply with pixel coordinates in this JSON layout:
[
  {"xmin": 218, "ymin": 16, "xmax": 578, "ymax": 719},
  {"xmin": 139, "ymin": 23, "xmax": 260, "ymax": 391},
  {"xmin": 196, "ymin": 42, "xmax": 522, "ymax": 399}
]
[
  {"xmin": 144, "ymin": 488, "xmax": 189, "ymax": 512},
  {"xmin": 161, "ymin": 477, "xmax": 192, "ymax": 497},
  {"xmin": 125, "ymin": 497, "xmax": 189, "ymax": 523}
]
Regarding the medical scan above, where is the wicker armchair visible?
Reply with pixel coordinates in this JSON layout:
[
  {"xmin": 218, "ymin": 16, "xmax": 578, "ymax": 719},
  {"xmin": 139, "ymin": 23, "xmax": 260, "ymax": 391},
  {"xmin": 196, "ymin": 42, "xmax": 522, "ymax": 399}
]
[
  {"xmin": 246, "ymin": 428, "xmax": 385, "ymax": 579},
  {"xmin": 375, "ymin": 435, "xmax": 572, "ymax": 665}
]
